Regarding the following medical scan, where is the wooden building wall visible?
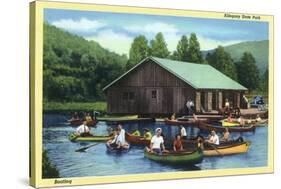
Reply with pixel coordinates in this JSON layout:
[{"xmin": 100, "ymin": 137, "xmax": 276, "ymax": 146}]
[
  {"xmin": 105, "ymin": 59, "xmax": 245, "ymax": 115},
  {"xmin": 105, "ymin": 59, "xmax": 196, "ymax": 114}
]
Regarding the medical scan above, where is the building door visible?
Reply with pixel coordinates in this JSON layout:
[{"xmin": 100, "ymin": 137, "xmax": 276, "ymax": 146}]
[{"xmin": 146, "ymin": 88, "xmax": 158, "ymax": 113}]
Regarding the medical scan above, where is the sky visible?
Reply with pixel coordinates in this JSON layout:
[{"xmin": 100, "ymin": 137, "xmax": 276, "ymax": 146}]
[{"xmin": 44, "ymin": 9, "xmax": 269, "ymax": 56}]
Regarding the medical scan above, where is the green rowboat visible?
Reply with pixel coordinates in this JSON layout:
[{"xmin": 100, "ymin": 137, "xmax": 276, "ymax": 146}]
[
  {"xmin": 144, "ymin": 148, "xmax": 203, "ymax": 165},
  {"xmin": 68, "ymin": 133, "xmax": 112, "ymax": 142}
]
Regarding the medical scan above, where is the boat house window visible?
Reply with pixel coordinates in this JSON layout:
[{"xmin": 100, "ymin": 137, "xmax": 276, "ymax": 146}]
[
  {"xmin": 152, "ymin": 90, "xmax": 157, "ymax": 99},
  {"xmin": 123, "ymin": 92, "xmax": 135, "ymax": 100}
]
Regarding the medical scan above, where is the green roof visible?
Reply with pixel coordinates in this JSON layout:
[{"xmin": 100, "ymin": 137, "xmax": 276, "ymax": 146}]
[{"xmin": 103, "ymin": 57, "xmax": 247, "ymax": 91}]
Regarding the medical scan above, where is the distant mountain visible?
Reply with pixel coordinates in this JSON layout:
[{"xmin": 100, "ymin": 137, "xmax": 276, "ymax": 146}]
[{"xmin": 202, "ymin": 40, "xmax": 269, "ymax": 73}]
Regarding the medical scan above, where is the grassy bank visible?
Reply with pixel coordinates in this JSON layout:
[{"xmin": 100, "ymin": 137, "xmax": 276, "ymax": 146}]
[{"xmin": 43, "ymin": 101, "xmax": 107, "ymax": 114}]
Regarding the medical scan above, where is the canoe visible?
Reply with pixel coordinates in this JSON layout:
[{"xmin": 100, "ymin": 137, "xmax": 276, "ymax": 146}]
[
  {"xmin": 197, "ymin": 121, "xmax": 256, "ymax": 132},
  {"xmin": 69, "ymin": 119, "xmax": 97, "ymax": 127},
  {"xmin": 125, "ymin": 132, "xmax": 150, "ymax": 146},
  {"xmin": 144, "ymin": 148, "xmax": 203, "ymax": 165},
  {"xmin": 106, "ymin": 144, "xmax": 130, "ymax": 154},
  {"xmin": 68, "ymin": 133, "xmax": 112, "ymax": 142},
  {"xmin": 220, "ymin": 119, "xmax": 268, "ymax": 127},
  {"xmin": 202, "ymin": 141, "xmax": 251, "ymax": 156},
  {"xmin": 182, "ymin": 137, "xmax": 251, "ymax": 156},
  {"xmin": 164, "ymin": 119, "xmax": 198, "ymax": 126}
]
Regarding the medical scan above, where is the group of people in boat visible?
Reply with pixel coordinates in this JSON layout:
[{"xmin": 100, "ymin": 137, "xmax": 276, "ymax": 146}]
[
  {"xmin": 107, "ymin": 124, "xmax": 130, "ymax": 150},
  {"xmin": 131, "ymin": 128, "xmax": 153, "ymax": 140},
  {"xmin": 70, "ymin": 111, "xmax": 96, "ymax": 122},
  {"xmin": 226, "ymin": 114, "xmax": 263, "ymax": 126}
]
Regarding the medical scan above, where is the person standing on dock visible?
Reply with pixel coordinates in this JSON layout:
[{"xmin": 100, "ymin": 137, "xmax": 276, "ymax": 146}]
[
  {"xmin": 186, "ymin": 98, "xmax": 195, "ymax": 115},
  {"xmin": 179, "ymin": 125, "xmax": 187, "ymax": 139}
]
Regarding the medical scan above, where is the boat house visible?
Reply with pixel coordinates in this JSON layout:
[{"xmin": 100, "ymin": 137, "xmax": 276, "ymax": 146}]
[{"xmin": 103, "ymin": 57, "xmax": 247, "ymax": 115}]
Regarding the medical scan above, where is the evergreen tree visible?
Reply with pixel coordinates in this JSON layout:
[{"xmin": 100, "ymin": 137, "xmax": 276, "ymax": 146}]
[
  {"xmin": 235, "ymin": 52, "xmax": 260, "ymax": 91},
  {"xmin": 127, "ymin": 35, "xmax": 149, "ymax": 70},
  {"xmin": 187, "ymin": 33, "xmax": 203, "ymax": 63},
  {"xmin": 175, "ymin": 35, "xmax": 189, "ymax": 61},
  {"xmin": 206, "ymin": 46, "xmax": 237, "ymax": 80},
  {"xmin": 149, "ymin": 32, "xmax": 170, "ymax": 58}
]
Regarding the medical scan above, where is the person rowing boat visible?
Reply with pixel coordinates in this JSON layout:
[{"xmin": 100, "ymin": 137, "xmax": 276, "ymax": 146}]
[
  {"xmin": 131, "ymin": 129, "xmax": 140, "ymax": 136},
  {"xmin": 173, "ymin": 134, "xmax": 184, "ymax": 152},
  {"xmin": 146, "ymin": 128, "xmax": 168, "ymax": 155},
  {"xmin": 107, "ymin": 127, "xmax": 129, "ymax": 150},
  {"xmin": 221, "ymin": 128, "xmax": 230, "ymax": 142},
  {"xmin": 143, "ymin": 128, "xmax": 152, "ymax": 140},
  {"xmin": 179, "ymin": 125, "xmax": 187, "ymax": 139},
  {"xmin": 75, "ymin": 121, "xmax": 92, "ymax": 137},
  {"xmin": 207, "ymin": 130, "xmax": 219, "ymax": 145}
]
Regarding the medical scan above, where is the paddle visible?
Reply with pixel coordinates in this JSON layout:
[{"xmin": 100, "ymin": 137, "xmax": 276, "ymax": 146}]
[
  {"xmin": 75, "ymin": 143, "xmax": 100, "ymax": 152},
  {"xmin": 207, "ymin": 143, "xmax": 223, "ymax": 157}
]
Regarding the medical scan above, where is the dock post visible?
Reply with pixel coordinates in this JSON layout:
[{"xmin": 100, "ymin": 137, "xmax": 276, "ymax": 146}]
[
  {"xmin": 195, "ymin": 92, "xmax": 201, "ymax": 113},
  {"xmin": 218, "ymin": 91, "xmax": 222, "ymax": 110}
]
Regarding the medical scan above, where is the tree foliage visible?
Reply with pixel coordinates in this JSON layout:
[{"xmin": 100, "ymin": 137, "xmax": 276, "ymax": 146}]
[
  {"xmin": 187, "ymin": 33, "xmax": 203, "ymax": 63},
  {"xmin": 43, "ymin": 23, "xmax": 127, "ymax": 102},
  {"xmin": 206, "ymin": 46, "xmax": 237, "ymax": 80},
  {"xmin": 149, "ymin": 32, "xmax": 170, "ymax": 58},
  {"xmin": 175, "ymin": 35, "xmax": 189, "ymax": 61},
  {"xmin": 127, "ymin": 35, "xmax": 149, "ymax": 70},
  {"xmin": 235, "ymin": 52, "xmax": 260, "ymax": 91}
]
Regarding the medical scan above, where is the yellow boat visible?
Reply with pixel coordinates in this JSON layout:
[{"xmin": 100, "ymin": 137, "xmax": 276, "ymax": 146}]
[
  {"xmin": 220, "ymin": 120, "xmax": 240, "ymax": 127},
  {"xmin": 220, "ymin": 119, "xmax": 268, "ymax": 127},
  {"xmin": 203, "ymin": 141, "xmax": 251, "ymax": 157}
]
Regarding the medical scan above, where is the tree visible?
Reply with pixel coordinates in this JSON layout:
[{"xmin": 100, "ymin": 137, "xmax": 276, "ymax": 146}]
[
  {"xmin": 206, "ymin": 46, "xmax": 237, "ymax": 80},
  {"xmin": 175, "ymin": 35, "xmax": 189, "ymax": 61},
  {"xmin": 127, "ymin": 35, "xmax": 149, "ymax": 70},
  {"xmin": 149, "ymin": 32, "xmax": 170, "ymax": 58},
  {"xmin": 235, "ymin": 52, "xmax": 260, "ymax": 91},
  {"xmin": 187, "ymin": 33, "xmax": 203, "ymax": 63},
  {"xmin": 260, "ymin": 69, "xmax": 268, "ymax": 93}
]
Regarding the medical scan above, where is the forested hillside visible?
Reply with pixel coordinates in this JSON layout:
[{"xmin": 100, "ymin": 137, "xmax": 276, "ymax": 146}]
[
  {"xmin": 43, "ymin": 23, "xmax": 128, "ymax": 102},
  {"xmin": 203, "ymin": 40, "xmax": 269, "ymax": 72}
]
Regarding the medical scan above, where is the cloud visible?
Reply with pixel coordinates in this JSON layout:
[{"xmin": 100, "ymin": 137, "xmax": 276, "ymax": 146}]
[
  {"xmin": 125, "ymin": 22, "xmax": 178, "ymax": 35},
  {"xmin": 197, "ymin": 36, "xmax": 243, "ymax": 50},
  {"xmin": 51, "ymin": 17, "xmax": 106, "ymax": 33},
  {"xmin": 86, "ymin": 30, "xmax": 133, "ymax": 55}
]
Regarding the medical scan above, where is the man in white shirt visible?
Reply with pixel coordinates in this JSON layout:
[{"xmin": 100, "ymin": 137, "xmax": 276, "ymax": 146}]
[
  {"xmin": 179, "ymin": 125, "xmax": 187, "ymax": 139},
  {"xmin": 186, "ymin": 99, "xmax": 191, "ymax": 115},
  {"xmin": 76, "ymin": 121, "xmax": 91, "ymax": 137},
  {"xmin": 150, "ymin": 128, "xmax": 167, "ymax": 155},
  {"xmin": 208, "ymin": 130, "xmax": 219, "ymax": 145}
]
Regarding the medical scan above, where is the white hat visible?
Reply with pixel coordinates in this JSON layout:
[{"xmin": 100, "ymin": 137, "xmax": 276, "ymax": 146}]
[{"xmin": 155, "ymin": 128, "xmax": 162, "ymax": 132}]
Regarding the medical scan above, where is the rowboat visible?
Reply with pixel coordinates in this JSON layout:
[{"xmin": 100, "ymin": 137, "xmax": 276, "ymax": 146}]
[
  {"xmin": 106, "ymin": 144, "xmax": 130, "ymax": 154},
  {"xmin": 68, "ymin": 133, "xmax": 112, "ymax": 142},
  {"xmin": 220, "ymin": 119, "xmax": 268, "ymax": 127},
  {"xmin": 144, "ymin": 148, "xmax": 203, "ymax": 165},
  {"xmin": 69, "ymin": 119, "xmax": 97, "ymax": 127},
  {"xmin": 164, "ymin": 119, "xmax": 198, "ymax": 126},
  {"xmin": 125, "ymin": 132, "xmax": 150, "ymax": 146},
  {"xmin": 202, "ymin": 141, "xmax": 251, "ymax": 156},
  {"xmin": 182, "ymin": 137, "xmax": 251, "ymax": 156},
  {"xmin": 197, "ymin": 121, "xmax": 256, "ymax": 132}
]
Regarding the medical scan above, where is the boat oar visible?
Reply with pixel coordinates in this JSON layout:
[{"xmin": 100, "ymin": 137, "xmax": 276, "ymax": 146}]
[
  {"xmin": 207, "ymin": 143, "xmax": 223, "ymax": 158},
  {"xmin": 75, "ymin": 143, "xmax": 100, "ymax": 152}
]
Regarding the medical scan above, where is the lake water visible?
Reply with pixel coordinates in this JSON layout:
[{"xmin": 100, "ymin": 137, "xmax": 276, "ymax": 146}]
[{"xmin": 43, "ymin": 114, "xmax": 268, "ymax": 178}]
